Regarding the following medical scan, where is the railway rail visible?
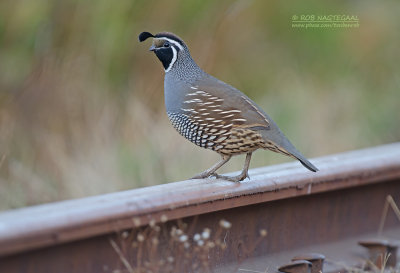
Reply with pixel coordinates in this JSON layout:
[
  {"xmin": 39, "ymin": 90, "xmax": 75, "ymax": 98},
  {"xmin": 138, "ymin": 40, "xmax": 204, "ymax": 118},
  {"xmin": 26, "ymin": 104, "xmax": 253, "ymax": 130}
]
[{"xmin": 0, "ymin": 143, "xmax": 399, "ymax": 272}]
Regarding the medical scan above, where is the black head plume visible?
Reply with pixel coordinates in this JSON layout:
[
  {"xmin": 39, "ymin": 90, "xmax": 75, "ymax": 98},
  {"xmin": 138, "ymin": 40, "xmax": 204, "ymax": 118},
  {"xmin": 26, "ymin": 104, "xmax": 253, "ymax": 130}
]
[{"xmin": 138, "ymin": 32, "xmax": 154, "ymax": 42}]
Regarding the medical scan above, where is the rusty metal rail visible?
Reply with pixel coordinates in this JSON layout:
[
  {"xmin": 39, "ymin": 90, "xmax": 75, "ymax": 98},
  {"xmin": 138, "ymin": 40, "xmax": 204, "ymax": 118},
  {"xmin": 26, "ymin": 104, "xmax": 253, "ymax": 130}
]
[{"xmin": 0, "ymin": 143, "xmax": 400, "ymax": 272}]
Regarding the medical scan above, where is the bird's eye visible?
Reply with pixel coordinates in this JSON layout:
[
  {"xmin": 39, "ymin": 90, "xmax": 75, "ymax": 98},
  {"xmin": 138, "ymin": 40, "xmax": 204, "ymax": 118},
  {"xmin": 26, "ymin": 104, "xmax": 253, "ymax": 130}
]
[{"xmin": 163, "ymin": 42, "xmax": 170, "ymax": 48}]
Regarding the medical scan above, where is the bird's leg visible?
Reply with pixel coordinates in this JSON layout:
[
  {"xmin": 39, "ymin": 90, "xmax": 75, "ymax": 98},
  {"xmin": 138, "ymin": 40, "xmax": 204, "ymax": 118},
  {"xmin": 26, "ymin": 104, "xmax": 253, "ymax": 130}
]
[
  {"xmin": 191, "ymin": 155, "xmax": 231, "ymax": 179},
  {"xmin": 214, "ymin": 152, "xmax": 252, "ymax": 182}
]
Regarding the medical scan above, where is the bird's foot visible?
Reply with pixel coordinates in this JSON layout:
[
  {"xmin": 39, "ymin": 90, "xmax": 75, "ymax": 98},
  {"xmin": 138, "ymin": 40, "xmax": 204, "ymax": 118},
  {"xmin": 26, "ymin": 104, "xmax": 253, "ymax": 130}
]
[
  {"xmin": 213, "ymin": 171, "xmax": 249, "ymax": 183},
  {"xmin": 192, "ymin": 169, "xmax": 250, "ymax": 183},
  {"xmin": 191, "ymin": 171, "xmax": 217, "ymax": 180}
]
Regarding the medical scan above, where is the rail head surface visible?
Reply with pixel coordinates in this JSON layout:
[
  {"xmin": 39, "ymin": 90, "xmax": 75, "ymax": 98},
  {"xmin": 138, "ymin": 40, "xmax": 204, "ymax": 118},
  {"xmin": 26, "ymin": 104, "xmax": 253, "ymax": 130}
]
[{"xmin": 0, "ymin": 143, "xmax": 400, "ymax": 257}]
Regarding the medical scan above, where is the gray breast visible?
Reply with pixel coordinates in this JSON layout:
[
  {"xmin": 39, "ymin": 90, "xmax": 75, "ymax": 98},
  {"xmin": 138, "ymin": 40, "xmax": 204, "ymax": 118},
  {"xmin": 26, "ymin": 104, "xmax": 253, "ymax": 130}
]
[{"xmin": 163, "ymin": 74, "xmax": 188, "ymax": 113}]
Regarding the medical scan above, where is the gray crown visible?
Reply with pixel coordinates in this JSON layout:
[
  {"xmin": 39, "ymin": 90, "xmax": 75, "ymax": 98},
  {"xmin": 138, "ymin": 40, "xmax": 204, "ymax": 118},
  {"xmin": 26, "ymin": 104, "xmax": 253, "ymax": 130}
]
[{"xmin": 139, "ymin": 31, "xmax": 318, "ymax": 182}]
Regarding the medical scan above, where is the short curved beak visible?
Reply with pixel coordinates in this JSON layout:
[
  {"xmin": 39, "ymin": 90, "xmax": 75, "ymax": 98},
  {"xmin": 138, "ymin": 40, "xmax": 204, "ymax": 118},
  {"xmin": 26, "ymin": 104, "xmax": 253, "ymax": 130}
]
[{"xmin": 149, "ymin": 45, "xmax": 156, "ymax": 52}]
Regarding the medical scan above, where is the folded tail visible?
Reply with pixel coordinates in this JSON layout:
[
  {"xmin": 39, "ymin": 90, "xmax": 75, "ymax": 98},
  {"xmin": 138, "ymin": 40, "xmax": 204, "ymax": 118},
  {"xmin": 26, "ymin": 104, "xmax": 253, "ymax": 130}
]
[
  {"xmin": 258, "ymin": 128, "xmax": 319, "ymax": 172},
  {"xmin": 293, "ymin": 153, "xmax": 318, "ymax": 172}
]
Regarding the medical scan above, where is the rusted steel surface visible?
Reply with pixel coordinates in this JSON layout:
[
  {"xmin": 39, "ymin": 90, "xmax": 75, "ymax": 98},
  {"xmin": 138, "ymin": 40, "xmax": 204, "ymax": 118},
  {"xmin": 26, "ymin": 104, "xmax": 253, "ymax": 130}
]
[
  {"xmin": 359, "ymin": 239, "xmax": 398, "ymax": 268},
  {"xmin": 0, "ymin": 143, "xmax": 400, "ymax": 272},
  {"xmin": 292, "ymin": 253, "xmax": 325, "ymax": 273},
  {"xmin": 278, "ymin": 260, "xmax": 313, "ymax": 273}
]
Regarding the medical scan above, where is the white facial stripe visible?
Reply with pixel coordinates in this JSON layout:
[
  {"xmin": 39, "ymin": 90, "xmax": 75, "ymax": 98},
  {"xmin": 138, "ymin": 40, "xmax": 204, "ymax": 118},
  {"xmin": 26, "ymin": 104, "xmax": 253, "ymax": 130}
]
[
  {"xmin": 158, "ymin": 37, "xmax": 184, "ymax": 51},
  {"xmin": 165, "ymin": 46, "xmax": 177, "ymax": 73}
]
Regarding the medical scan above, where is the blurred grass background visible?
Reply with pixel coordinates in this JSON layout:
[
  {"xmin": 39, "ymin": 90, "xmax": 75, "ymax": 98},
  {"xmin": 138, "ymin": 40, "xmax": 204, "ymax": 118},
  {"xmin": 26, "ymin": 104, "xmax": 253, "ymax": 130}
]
[{"xmin": 0, "ymin": 0, "xmax": 399, "ymax": 210}]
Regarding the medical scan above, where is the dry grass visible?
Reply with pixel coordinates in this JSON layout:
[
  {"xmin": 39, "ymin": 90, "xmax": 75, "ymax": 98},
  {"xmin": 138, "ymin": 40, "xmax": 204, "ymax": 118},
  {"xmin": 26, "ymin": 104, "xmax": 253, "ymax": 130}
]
[{"xmin": 109, "ymin": 217, "xmax": 267, "ymax": 273}]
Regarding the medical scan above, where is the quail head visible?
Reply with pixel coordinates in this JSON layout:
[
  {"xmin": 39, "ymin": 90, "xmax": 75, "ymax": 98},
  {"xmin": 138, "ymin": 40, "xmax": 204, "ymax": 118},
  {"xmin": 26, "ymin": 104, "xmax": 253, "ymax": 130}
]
[{"xmin": 139, "ymin": 31, "xmax": 318, "ymax": 182}]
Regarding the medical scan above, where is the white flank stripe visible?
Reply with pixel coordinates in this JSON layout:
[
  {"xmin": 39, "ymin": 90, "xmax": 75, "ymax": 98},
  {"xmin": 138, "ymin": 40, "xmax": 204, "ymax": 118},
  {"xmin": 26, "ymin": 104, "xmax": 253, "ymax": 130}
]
[
  {"xmin": 183, "ymin": 98, "xmax": 202, "ymax": 103},
  {"xmin": 220, "ymin": 110, "xmax": 241, "ymax": 114}
]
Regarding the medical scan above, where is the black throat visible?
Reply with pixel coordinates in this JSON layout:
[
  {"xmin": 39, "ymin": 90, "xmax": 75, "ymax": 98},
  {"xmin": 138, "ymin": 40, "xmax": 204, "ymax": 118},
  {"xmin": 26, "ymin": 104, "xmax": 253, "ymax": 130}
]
[{"xmin": 154, "ymin": 47, "xmax": 174, "ymax": 70}]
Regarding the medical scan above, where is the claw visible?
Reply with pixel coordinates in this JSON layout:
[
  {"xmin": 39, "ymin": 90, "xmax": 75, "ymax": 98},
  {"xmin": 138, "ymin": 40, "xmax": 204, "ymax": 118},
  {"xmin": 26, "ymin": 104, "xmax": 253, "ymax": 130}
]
[
  {"xmin": 190, "ymin": 153, "xmax": 252, "ymax": 183},
  {"xmin": 214, "ymin": 172, "xmax": 249, "ymax": 183},
  {"xmin": 192, "ymin": 171, "xmax": 248, "ymax": 182}
]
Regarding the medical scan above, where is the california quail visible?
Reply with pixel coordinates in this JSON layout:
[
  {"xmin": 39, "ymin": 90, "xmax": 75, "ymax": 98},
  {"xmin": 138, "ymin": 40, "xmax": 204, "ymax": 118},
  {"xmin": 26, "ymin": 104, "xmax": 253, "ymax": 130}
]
[{"xmin": 139, "ymin": 31, "xmax": 318, "ymax": 182}]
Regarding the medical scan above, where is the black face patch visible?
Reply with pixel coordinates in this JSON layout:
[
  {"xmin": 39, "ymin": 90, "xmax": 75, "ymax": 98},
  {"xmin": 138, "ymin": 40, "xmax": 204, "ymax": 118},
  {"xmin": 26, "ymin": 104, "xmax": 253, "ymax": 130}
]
[{"xmin": 154, "ymin": 47, "xmax": 174, "ymax": 70}]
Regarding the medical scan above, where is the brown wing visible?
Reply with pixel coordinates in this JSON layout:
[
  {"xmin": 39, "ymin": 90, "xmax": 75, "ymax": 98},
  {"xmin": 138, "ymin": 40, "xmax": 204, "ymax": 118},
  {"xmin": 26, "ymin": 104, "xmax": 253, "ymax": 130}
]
[
  {"xmin": 175, "ymin": 79, "xmax": 272, "ymax": 155},
  {"xmin": 181, "ymin": 77, "xmax": 270, "ymax": 131}
]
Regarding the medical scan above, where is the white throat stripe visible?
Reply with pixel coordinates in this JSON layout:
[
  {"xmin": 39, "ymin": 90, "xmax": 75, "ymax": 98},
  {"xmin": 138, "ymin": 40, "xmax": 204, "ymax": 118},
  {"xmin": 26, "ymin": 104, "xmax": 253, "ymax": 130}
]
[
  {"xmin": 165, "ymin": 46, "xmax": 177, "ymax": 73},
  {"xmin": 159, "ymin": 37, "xmax": 184, "ymax": 51}
]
